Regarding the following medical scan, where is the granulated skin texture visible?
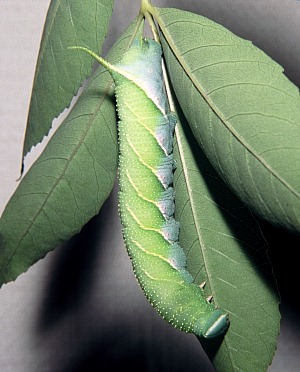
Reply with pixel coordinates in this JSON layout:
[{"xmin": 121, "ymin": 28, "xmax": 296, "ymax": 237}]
[{"xmin": 76, "ymin": 37, "xmax": 229, "ymax": 338}]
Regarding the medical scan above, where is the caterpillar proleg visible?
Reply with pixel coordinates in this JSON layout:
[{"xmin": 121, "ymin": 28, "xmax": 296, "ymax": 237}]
[{"xmin": 72, "ymin": 37, "xmax": 229, "ymax": 338}]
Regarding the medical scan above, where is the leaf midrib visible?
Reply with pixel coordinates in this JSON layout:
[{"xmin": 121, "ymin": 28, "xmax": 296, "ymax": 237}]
[{"xmin": 175, "ymin": 126, "xmax": 218, "ymax": 300}]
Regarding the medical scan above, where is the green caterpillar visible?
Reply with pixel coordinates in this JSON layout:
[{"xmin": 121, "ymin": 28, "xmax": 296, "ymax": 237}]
[{"xmin": 72, "ymin": 37, "xmax": 229, "ymax": 338}]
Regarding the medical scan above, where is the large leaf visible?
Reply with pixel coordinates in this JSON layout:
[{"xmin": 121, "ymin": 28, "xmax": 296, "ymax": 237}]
[
  {"xmin": 174, "ymin": 106, "xmax": 280, "ymax": 372},
  {"xmin": 23, "ymin": 0, "xmax": 114, "ymax": 159},
  {"xmin": 154, "ymin": 7, "xmax": 300, "ymax": 233},
  {"xmin": 0, "ymin": 21, "xmax": 139, "ymax": 286}
]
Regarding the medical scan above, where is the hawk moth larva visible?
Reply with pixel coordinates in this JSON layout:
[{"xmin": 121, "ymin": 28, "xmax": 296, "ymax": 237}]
[{"xmin": 71, "ymin": 37, "xmax": 229, "ymax": 338}]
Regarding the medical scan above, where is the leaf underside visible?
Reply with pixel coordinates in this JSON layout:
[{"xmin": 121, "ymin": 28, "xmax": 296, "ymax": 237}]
[
  {"xmin": 157, "ymin": 7, "xmax": 300, "ymax": 233},
  {"xmin": 23, "ymin": 0, "xmax": 115, "ymax": 159},
  {"xmin": 174, "ymin": 104, "xmax": 280, "ymax": 372}
]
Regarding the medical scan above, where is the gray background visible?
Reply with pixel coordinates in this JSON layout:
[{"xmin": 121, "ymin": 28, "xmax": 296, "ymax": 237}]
[{"xmin": 0, "ymin": 0, "xmax": 300, "ymax": 371}]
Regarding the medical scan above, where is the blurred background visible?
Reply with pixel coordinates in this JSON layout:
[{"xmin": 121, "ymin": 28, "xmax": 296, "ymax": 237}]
[{"xmin": 0, "ymin": 0, "xmax": 300, "ymax": 370}]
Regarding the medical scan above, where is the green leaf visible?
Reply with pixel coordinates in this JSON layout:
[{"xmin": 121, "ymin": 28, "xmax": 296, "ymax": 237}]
[
  {"xmin": 23, "ymin": 0, "xmax": 114, "ymax": 158},
  {"xmin": 0, "ymin": 21, "xmax": 139, "ymax": 286},
  {"xmin": 155, "ymin": 7, "xmax": 300, "ymax": 233},
  {"xmin": 173, "ymin": 106, "xmax": 280, "ymax": 372}
]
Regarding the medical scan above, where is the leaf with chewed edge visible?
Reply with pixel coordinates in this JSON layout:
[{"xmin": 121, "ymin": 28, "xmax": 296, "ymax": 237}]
[
  {"xmin": 23, "ymin": 0, "xmax": 114, "ymax": 159},
  {"xmin": 0, "ymin": 20, "xmax": 140, "ymax": 286}
]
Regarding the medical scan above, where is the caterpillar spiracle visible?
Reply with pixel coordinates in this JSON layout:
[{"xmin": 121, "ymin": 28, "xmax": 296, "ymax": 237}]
[{"xmin": 72, "ymin": 37, "xmax": 229, "ymax": 338}]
